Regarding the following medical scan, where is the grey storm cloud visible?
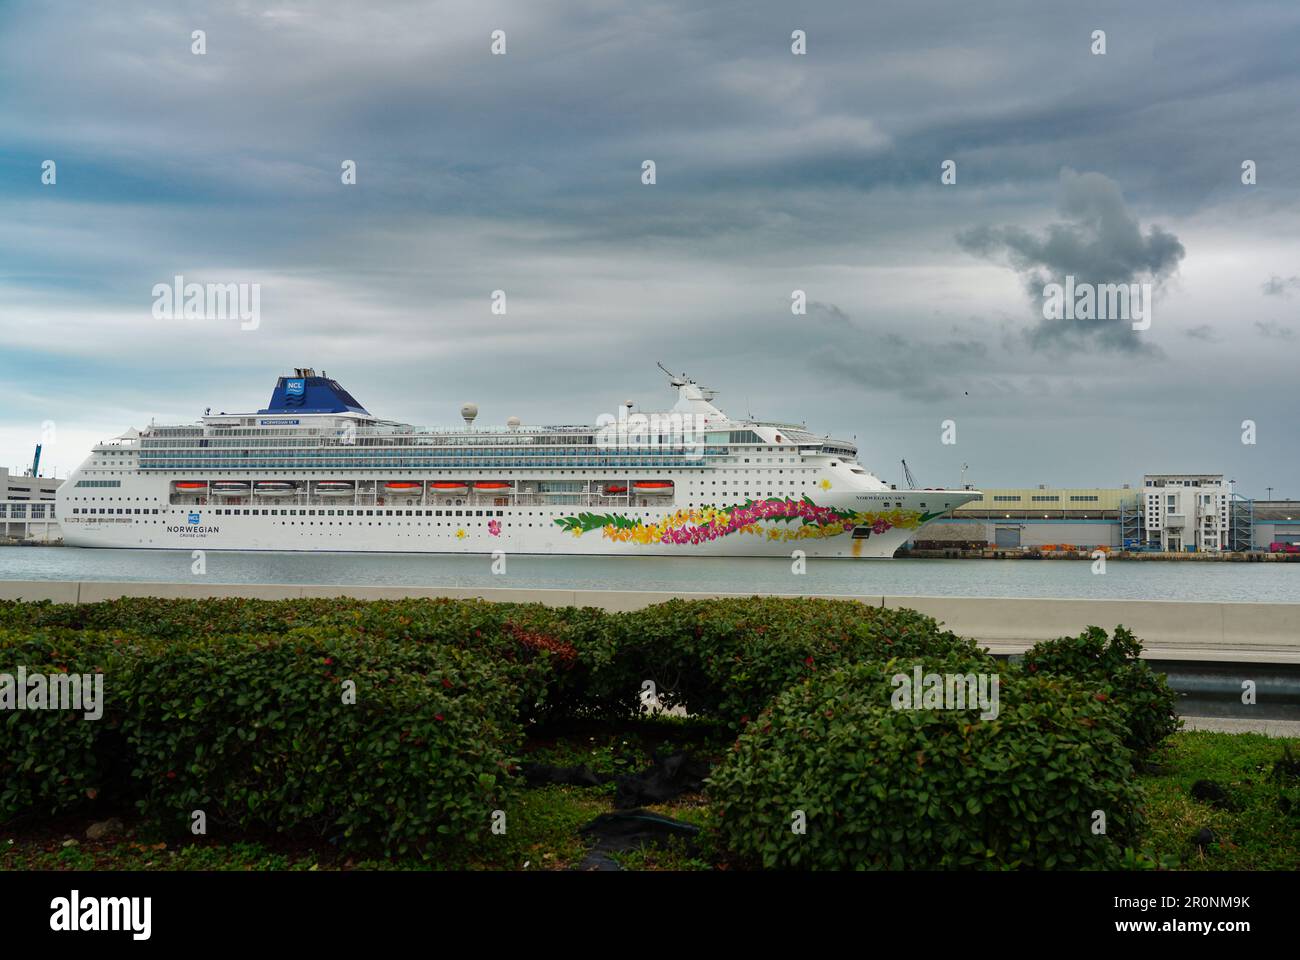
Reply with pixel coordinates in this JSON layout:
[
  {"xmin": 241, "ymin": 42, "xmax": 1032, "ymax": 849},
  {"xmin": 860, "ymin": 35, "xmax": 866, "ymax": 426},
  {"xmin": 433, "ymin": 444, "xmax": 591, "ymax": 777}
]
[
  {"xmin": 808, "ymin": 301, "xmax": 852, "ymax": 325},
  {"xmin": 1183, "ymin": 325, "xmax": 1221, "ymax": 342},
  {"xmin": 1255, "ymin": 320, "xmax": 1295, "ymax": 340},
  {"xmin": 804, "ymin": 304, "xmax": 990, "ymax": 401},
  {"xmin": 4, "ymin": 1, "xmax": 1300, "ymax": 493},
  {"xmin": 956, "ymin": 169, "xmax": 1185, "ymax": 353},
  {"xmin": 1261, "ymin": 275, "xmax": 1300, "ymax": 297}
]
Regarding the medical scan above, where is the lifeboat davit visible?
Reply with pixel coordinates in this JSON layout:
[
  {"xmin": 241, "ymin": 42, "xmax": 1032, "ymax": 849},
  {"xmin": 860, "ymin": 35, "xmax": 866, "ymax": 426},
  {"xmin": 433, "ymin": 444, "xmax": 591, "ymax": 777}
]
[
  {"xmin": 384, "ymin": 481, "xmax": 423, "ymax": 491},
  {"xmin": 473, "ymin": 481, "xmax": 511, "ymax": 491},
  {"xmin": 430, "ymin": 482, "xmax": 469, "ymax": 495},
  {"xmin": 633, "ymin": 481, "xmax": 674, "ymax": 496},
  {"xmin": 175, "ymin": 482, "xmax": 206, "ymax": 490}
]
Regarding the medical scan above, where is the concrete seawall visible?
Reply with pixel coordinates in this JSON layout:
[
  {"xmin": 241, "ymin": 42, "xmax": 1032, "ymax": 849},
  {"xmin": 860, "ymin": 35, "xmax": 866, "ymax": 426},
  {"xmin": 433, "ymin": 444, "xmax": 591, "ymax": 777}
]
[{"xmin": 2, "ymin": 579, "xmax": 1298, "ymax": 664}]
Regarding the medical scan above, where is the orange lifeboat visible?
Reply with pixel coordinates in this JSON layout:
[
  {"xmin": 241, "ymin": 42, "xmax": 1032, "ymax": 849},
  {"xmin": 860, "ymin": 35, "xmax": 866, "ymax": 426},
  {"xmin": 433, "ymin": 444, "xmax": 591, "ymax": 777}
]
[
  {"xmin": 430, "ymin": 482, "xmax": 469, "ymax": 495},
  {"xmin": 385, "ymin": 481, "xmax": 422, "ymax": 491},
  {"xmin": 473, "ymin": 481, "xmax": 511, "ymax": 491},
  {"xmin": 175, "ymin": 482, "xmax": 206, "ymax": 490},
  {"xmin": 604, "ymin": 484, "xmax": 628, "ymax": 495},
  {"xmin": 633, "ymin": 481, "xmax": 674, "ymax": 495}
]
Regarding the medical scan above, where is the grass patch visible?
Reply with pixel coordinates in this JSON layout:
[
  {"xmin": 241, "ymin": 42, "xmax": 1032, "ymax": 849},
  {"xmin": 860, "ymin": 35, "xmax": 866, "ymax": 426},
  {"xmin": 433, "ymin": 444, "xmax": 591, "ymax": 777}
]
[{"xmin": 1135, "ymin": 731, "xmax": 1300, "ymax": 870}]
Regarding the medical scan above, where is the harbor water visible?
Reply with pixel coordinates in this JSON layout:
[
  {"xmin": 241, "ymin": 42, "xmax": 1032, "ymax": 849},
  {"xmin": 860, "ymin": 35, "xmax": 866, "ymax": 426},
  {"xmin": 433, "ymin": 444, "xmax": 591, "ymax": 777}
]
[{"xmin": 1, "ymin": 546, "xmax": 1297, "ymax": 602}]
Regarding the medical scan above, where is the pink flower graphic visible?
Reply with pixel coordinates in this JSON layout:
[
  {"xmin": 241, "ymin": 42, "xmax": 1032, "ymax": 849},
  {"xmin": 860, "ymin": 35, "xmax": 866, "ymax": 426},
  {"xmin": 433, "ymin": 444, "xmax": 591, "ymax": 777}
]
[{"xmin": 488, "ymin": 519, "xmax": 501, "ymax": 537}]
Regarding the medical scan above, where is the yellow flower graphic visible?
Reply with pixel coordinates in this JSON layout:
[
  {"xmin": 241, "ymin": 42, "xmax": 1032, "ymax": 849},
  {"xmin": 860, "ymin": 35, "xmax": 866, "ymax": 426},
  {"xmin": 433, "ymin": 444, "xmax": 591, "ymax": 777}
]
[
  {"xmin": 455, "ymin": 528, "xmax": 466, "ymax": 539},
  {"xmin": 819, "ymin": 478, "xmax": 832, "ymax": 490}
]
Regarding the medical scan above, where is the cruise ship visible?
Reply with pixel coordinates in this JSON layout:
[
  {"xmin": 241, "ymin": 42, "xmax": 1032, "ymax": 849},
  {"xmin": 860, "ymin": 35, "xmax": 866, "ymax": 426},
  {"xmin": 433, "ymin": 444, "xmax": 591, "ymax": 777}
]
[{"xmin": 57, "ymin": 368, "xmax": 981, "ymax": 558}]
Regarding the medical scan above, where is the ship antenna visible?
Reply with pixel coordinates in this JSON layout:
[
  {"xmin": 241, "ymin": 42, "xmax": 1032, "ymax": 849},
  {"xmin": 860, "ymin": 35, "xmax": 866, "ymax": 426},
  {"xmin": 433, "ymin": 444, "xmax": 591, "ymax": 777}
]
[{"xmin": 657, "ymin": 361, "xmax": 687, "ymax": 387}]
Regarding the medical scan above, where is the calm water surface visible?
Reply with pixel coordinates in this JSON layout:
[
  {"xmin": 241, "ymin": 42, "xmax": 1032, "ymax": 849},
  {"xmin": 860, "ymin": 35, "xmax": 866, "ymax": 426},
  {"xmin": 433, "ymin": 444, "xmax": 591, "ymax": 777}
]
[{"xmin": 1, "ymin": 547, "xmax": 1297, "ymax": 602}]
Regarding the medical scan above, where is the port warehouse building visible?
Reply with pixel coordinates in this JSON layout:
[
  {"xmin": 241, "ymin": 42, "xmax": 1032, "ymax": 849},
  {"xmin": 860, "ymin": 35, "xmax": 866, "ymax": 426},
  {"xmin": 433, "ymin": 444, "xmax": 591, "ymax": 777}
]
[
  {"xmin": 927, "ymin": 474, "xmax": 1300, "ymax": 552},
  {"xmin": 0, "ymin": 468, "xmax": 60, "ymax": 539}
]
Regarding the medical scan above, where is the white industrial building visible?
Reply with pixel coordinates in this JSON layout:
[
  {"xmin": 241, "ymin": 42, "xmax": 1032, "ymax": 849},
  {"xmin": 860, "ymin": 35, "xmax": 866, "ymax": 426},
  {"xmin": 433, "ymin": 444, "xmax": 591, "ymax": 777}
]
[
  {"xmin": 1142, "ymin": 474, "xmax": 1231, "ymax": 552},
  {"xmin": 1, "ymin": 467, "xmax": 63, "ymax": 540}
]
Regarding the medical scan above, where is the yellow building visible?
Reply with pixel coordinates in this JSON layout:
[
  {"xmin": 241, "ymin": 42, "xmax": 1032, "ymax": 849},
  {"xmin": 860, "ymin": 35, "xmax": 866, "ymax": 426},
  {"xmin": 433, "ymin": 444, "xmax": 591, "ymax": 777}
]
[
  {"xmin": 913, "ymin": 486, "xmax": 1143, "ymax": 549},
  {"xmin": 955, "ymin": 487, "xmax": 1140, "ymax": 518}
]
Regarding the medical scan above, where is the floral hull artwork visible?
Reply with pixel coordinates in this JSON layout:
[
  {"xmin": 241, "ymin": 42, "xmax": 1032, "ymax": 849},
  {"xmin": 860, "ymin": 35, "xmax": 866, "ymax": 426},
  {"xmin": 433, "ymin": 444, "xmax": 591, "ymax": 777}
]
[{"xmin": 553, "ymin": 496, "xmax": 942, "ymax": 547}]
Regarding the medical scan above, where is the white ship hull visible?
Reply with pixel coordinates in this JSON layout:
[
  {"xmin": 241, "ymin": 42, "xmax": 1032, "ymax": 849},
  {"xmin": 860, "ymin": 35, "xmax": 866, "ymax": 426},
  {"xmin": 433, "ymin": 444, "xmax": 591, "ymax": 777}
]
[{"xmin": 60, "ymin": 492, "xmax": 944, "ymax": 559}]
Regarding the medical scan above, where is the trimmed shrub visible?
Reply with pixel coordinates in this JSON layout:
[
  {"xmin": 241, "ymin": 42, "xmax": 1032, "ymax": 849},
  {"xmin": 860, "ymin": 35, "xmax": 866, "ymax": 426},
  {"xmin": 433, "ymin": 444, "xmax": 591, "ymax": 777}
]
[
  {"xmin": 0, "ymin": 624, "xmax": 524, "ymax": 859},
  {"xmin": 0, "ymin": 628, "xmax": 137, "ymax": 823},
  {"xmin": 1022, "ymin": 625, "xmax": 1180, "ymax": 758},
  {"xmin": 122, "ymin": 632, "xmax": 521, "ymax": 858},
  {"xmin": 708, "ymin": 654, "xmax": 1144, "ymax": 870},
  {"xmin": 0, "ymin": 597, "xmax": 987, "ymax": 728},
  {"xmin": 0, "ymin": 597, "xmax": 615, "ymax": 725},
  {"xmin": 605, "ymin": 597, "xmax": 985, "ymax": 725}
]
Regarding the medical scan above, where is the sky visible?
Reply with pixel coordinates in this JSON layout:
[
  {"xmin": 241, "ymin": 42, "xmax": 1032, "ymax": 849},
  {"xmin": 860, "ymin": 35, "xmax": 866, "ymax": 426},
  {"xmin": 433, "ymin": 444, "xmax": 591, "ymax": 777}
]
[{"xmin": 2, "ymin": 0, "xmax": 1298, "ymax": 497}]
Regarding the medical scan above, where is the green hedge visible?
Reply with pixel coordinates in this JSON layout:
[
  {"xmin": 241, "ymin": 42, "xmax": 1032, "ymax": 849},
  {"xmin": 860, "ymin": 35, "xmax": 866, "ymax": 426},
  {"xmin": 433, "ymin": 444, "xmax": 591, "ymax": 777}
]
[
  {"xmin": 1022, "ymin": 625, "xmax": 1181, "ymax": 759},
  {"xmin": 0, "ymin": 626, "xmax": 521, "ymax": 860},
  {"xmin": 123, "ymin": 632, "xmax": 519, "ymax": 858},
  {"xmin": 0, "ymin": 597, "xmax": 1168, "ymax": 869},
  {"xmin": 708, "ymin": 654, "xmax": 1145, "ymax": 870},
  {"xmin": 603, "ymin": 597, "xmax": 986, "ymax": 725},
  {"xmin": 0, "ymin": 597, "xmax": 612, "ymax": 724},
  {"xmin": 0, "ymin": 596, "xmax": 977, "ymax": 726},
  {"xmin": 0, "ymin": 629, "xmax": 133, "ymax": 822}
]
